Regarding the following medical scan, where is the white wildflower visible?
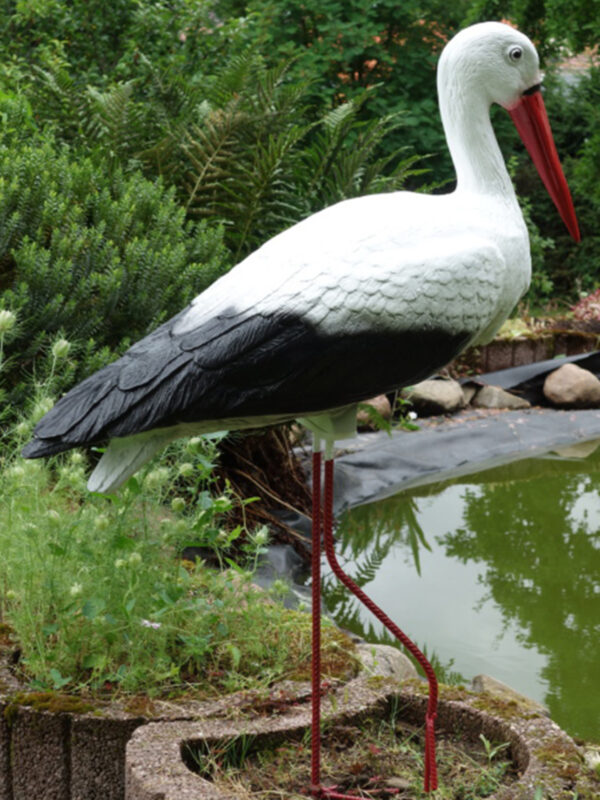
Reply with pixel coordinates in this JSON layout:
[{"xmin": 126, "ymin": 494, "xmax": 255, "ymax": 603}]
[
  {"xmin": 171, "ymin": 497, "xmax": 185, "ymax": 513},
  {"xmin": 253, "ymin": 526, "xmax": 269, "ymax": 547},
  {"xmin": 217, "ymin": 530, "xmax": 230, "ymax": 545},
  {"xmin": 94, "ymin": 514, "xmax": 110, "ymax": 531},
  {"xmin": 186, "ymin": 437, "xmax": 203, "ymax": 453},
  {"xmin": 144, "ymin": 467, "xmax": 169, "ymax": 488},
  {"xmin": 31, "ymin": 397, "xmax": 54, "ymax": 423},
  {"xmin": 0, "ymin": 309, "xmax": 16, "ymax": 334},
  {"xmin": 51, "ymin": 338, "xmax": 71, "ymax": 360},
  {"xmin": 174, "ymin": 520, "xmax": 188, "ymax": 535},
  {"xmin": 14, "ymin": 421, "xmax": 30, "ymax": 437}
]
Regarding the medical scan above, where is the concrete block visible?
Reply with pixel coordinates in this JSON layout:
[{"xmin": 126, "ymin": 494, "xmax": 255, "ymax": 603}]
[
  {"xmin": 0, "ymin": 702, "xmax": 11, "ymax": 800},
  {"xmin": 512, "ymin": 338, "xmax": 536, "ymax": 366},
  {"xmin": 10, "ymin": 706, "xmax": 70, "ymax": 800},
  {"xmin": 71, "ymin": 716, "xmax": 144, "ymax": 800},
  {"xmin": 483, "ymin": 340, "xmax": 513, "ymax": 372}
]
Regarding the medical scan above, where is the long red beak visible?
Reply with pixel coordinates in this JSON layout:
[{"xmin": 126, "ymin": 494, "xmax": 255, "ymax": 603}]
[{"xmin": 508, "ymin": 87, "xmax": 580, "ymax": 242}]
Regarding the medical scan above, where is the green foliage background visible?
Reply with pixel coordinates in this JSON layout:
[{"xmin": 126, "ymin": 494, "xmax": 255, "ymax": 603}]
[{"xmin": 0, "ymin": 0, "xmax": 599, "ymax": 426}]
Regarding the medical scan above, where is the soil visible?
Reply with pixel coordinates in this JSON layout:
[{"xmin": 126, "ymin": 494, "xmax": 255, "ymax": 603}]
[{"xmin": 190, "ymin": 713, "xmax": 519, "ymax": 799}]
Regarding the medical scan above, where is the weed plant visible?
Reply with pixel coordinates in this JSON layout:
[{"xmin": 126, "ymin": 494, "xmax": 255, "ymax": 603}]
[{"xmin": 0, "ymin": 338, "xmax": 325, "ymax": 698}]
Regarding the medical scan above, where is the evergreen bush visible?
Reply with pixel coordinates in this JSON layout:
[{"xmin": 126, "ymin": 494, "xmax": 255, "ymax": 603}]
[{"xmin": 0, "ymin": 99, "xmax": 229, "ymax": 422}]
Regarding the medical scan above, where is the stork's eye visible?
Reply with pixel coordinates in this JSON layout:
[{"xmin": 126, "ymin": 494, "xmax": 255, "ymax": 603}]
[{"xmin": 509, "ymin": 46, "xmax": 523, "ymax": 62}]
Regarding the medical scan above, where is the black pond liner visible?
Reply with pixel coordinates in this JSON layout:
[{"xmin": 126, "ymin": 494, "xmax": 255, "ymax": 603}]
[
  {"xmin": 330, "ymin": 349, "xmax": 600, "ymax": 513},
  {"xmin": 329, "ymin": 406, "xmax": 600, "ymax": 513}
]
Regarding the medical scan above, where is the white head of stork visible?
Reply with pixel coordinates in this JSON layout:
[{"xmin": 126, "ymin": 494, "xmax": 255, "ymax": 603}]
[{"xmin": 22, "ymin": 22, "xmax": 579, "ymax": 493}]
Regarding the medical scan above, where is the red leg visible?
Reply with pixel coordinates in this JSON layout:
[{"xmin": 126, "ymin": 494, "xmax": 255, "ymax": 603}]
[
  {"xmin": 322, "ymin": 457, "xmax": 438, "ymax": 793},
  {"xmin": 311, "ymin": 449, "xmax": 322, "ymax": 796},
  {"xmin": 311, "ymin": 450, "xmax": 372, "ymax": 800}
]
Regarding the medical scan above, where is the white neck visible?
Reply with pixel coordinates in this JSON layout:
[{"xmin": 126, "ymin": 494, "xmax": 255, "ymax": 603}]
[{"xmin": 438, "ymin": 75, "xmax": 517, "ymax": 205}]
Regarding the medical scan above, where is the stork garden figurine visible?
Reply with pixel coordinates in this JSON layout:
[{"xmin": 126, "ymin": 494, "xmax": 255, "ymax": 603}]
[{"xmin": 23, "ymin": 22, "xmax": 579, "ymax": 796}]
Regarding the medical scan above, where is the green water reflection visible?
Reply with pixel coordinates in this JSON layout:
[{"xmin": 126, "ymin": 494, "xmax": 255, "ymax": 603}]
[{"xmin": 322, "ymin": 443, "xmax": 600, "ymax": 740}]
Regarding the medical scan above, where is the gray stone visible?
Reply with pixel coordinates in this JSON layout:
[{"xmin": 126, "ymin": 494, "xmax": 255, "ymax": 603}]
[
  {"xmin": 470, "ymin": 674, "xmax": 549, "ymax": 716},
  {"xmin": 403, "ymin": 379, "xmax": 465, "ymax": 415},
  {"xmin": 126, "ymin": 675, "xmax": 588, "ymax": 800},
  {"xmin": 461, "ymin": 381, "xmax": 479, "ymax": 405},
  {"xmin": 543, "ymin": 362, "xmax": 600, "ymax": 408},
  {"xmin": 357, "ymin": 394, "xmax": 392, "ymax": 428},
  {"xmin": 472, "ymin": 385, "xmax": 531, "ymax": 409},
  {"xmin": 385, "ymin": 777, "xmax": 412, "ymax": 790},
  {"xmin": 356, "ymin": 643, "xmax": 418, "ymax": 681},
  {"xmin": 583, "ymin": 746, "xmax": 600, "ymax": 772}
]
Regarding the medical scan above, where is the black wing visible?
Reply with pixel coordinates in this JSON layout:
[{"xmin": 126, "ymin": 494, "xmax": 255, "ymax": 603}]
[{"xmin": 23, "ymin": 294, "xmax": 470, "ymax": 459}]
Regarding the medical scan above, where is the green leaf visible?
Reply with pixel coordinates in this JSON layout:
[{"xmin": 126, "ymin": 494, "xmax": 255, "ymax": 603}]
[
  {"xmin": 49, "ymin": 668, "xmax": 72, "ymax": 689},
  {"xmin": 82, "ymin": 653, "xmax": 105, "ymax": 670},
  {"xmin": 82, "ymin": 597, "xmax": 105, "ymax": 620},
  {"xmin": 42, "ymin": 623, "xmax": 59, "ymax": 636},
  {"xmin": 228, "ymin": 644, "xmax": 242, "ymax": 669}
]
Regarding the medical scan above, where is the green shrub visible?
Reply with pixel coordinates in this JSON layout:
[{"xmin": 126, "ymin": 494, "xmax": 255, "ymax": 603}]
[
  {"xmin": 0, "ymin": 102, "xmax": 229, "ymax": 421},
  {"xmin": 235, "ymin": 1, "xmax": 476, "ymax": 184},
  {"xmin": 0, "ymin": 0, "xmax": 249, "ymax": 86}
]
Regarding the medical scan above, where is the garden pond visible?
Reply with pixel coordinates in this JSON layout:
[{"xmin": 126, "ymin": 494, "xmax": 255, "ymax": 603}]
[{"xmin": 321, "ymin": 440, "xmax": 600, "ymax": 742}]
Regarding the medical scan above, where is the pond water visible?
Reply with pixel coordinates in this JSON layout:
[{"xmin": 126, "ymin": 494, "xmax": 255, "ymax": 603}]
[{"xmin": 321, "ymin": 442, "xmax": 600, "ymax": 741}]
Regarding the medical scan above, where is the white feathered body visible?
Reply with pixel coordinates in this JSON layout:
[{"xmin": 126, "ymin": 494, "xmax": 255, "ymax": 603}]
[{"xmin": 177, "ymin": 189, "xmax": 529, "ymax": 345}]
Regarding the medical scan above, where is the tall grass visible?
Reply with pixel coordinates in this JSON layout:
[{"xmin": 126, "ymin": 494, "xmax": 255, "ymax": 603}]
[
  {"xmin": 0, "ymin": 427, "xmax": 321, "ymax": 696},
  {"xmin": 0, "ymin": 324, "xmax": 327, "ymax": 697}
]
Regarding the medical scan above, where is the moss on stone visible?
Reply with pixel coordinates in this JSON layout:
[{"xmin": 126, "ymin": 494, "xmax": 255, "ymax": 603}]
[
  {"xmin": 286, "ymin": 627, "xmax": 358, "ymax": 682},
  {"xmin": 439, "ymin": 684, "xmax": 472, "ymax": 703},
  {"xmin": 3, "ymin": 692, "xmax": 96, "ymax": 725},
  {"xmin": 365, "ymin": 675, "xmax": 396, "ymax": 691},
  {"xmin": 471, "ymin": 692, "xmax": 539, "ymax": 721},
  {"xmin": 533, "ymin": 740, "xmax": 582, "ymax": 780}
]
